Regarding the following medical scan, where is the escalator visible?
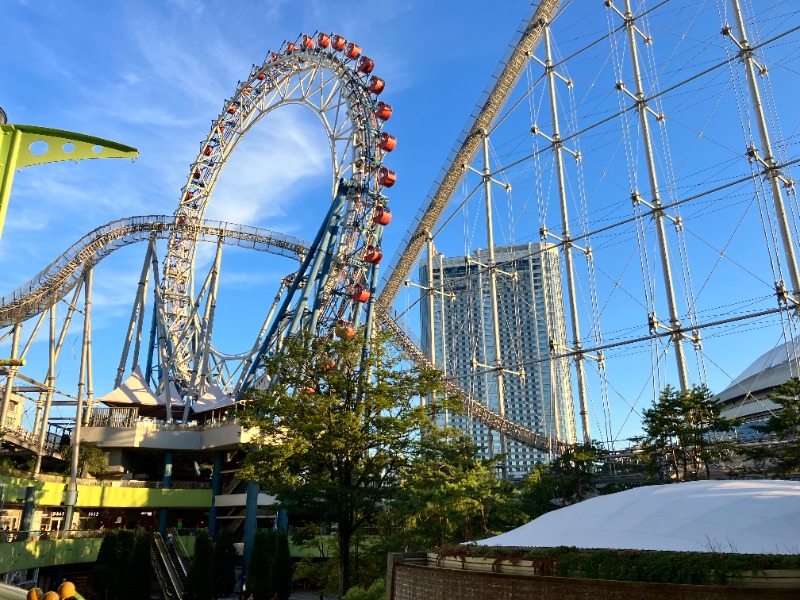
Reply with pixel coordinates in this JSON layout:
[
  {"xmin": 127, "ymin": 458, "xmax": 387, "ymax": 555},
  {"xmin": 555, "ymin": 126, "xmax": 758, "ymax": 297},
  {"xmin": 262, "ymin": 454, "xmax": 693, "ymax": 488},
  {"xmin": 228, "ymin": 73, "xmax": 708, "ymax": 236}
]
[
  {"xmin": 168, "ymin": 527, "xmax": 191, "ymax": 589},
  {"xmin": 152, "ymin": 532, "xmax": 185, "ymax": 600}
]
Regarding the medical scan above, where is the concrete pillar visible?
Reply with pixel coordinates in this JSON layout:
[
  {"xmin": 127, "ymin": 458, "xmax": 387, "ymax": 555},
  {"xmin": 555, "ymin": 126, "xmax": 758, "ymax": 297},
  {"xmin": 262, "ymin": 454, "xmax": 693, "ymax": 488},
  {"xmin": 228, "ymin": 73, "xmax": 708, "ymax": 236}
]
[
  {"xmin": 242, "ymin": 480, "xmax": 259, "ymax": 575},
  {"xmin": 19, "ymin": 486, "xmax": 35, "ymax": 540}
]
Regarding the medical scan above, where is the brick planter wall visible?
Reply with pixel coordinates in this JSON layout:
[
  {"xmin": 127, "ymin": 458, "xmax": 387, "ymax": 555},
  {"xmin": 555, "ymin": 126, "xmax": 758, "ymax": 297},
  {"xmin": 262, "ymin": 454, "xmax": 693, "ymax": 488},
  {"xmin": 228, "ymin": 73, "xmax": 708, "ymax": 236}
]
[{"xmin": 389, "ymin": 560, "xmax": 799, "ymax": 600}]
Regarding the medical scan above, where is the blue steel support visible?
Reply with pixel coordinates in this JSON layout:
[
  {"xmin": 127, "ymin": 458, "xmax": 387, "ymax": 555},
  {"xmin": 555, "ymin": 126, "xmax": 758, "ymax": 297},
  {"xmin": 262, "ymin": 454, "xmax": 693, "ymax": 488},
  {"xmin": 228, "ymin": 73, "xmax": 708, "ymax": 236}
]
[
  {"xmin": 277, "ymin": 508, "xmax": 288, "ymax": 532},
  {"xmin": 286, "ymin": 187, "xmax": 348, "ymax": 337},
  {"xmin": 20, "ymin": 486, "xmax": 35, "ymax": 540},
  {"xmin": 145, "ymin": 297, "xmax": 158, "ymax": 387},
  {"xmin": 209, "ymin": 450, "xmax": 224, "ymax": 537},
  {"xmin": 158, "ymin": 450, "xmax": 173, "ymax": 535},
  {"xmin": 240, "ymin": 180, "xmax": 352, "ymax": 393},
  {"xmin": 360, "ymin": 229, "xmax": 384, "ymax": 363},
  {"xmin": 242, "ymin": 479, "xmax": 259, "ymax": 575},
  {"xmin": 307, "ymin": 225, "xmax": 341, "ymax": 336}
]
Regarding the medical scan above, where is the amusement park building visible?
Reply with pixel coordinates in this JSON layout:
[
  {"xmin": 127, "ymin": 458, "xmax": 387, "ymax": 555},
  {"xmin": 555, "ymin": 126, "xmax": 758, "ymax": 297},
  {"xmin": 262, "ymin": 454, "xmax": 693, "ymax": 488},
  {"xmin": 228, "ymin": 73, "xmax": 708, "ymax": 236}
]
[
  {"xmin": 419, "ymin": 243, "xmax": 576, "ymax": 477},
  {"xmin": 714, "ymin": 339, "xmax": 800, "ymax": 422}
]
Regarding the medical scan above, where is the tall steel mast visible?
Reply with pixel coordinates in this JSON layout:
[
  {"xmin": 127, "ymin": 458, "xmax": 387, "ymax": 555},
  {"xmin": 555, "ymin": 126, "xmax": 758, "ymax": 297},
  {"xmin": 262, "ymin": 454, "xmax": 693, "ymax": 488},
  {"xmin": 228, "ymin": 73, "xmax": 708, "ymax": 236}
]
[
  {"xmin": 726, "ymin": 0, "xmax": 800, "ymax": 304},
  {"xmin": 539, "ymin": 22, "xmax": 591, "ymax": 443},
  {"xmin": 609, "ymin": 0, "xmax": 692, "ymax": 391}
]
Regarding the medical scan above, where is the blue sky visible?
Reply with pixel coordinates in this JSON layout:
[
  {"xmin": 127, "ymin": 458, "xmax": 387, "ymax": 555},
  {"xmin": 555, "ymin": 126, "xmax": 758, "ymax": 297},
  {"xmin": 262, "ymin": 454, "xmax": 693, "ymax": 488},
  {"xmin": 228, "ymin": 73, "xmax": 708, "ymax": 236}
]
[{"xmin": 2, "ymin": 0, "xmax": 800, "ymax": 445}]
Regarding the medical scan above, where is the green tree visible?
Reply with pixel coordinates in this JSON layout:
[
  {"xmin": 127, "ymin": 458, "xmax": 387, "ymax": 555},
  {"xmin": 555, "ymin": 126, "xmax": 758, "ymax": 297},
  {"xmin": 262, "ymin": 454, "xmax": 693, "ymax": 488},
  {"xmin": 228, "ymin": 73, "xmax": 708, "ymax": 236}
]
[
  {"xmin": 91, "ymin": 531, "xmax": 120, "ymax": 600},
  {"xmin": 342, "ymin": 579, "xmax": 385, "ymax": 600},
  {"xmin": 239, "ymin": 330, "xmax": 446, "ymax": 599},
  {"xmin": 213, "ymin": 528, "xmax": 238, "ymax": 598},
  {"xmin": 749, "ymin": 377, "xmax": 800, "ymax": 476},
  {"xmin": 641, "ymin": 385, "xmax": 736, "ymax": 480},
  {"xmin": 186, "ymin": 530, "xmax": 214, "ymax": 600},
  {"xmin": 247, "ymin": 529, "xmax": 277, "ymax": 600},
  {"xmin": 385, "ymin": 432, "xmax": 522, "ymax": 549},
  {"xmin": 116, "ymin": 529, "xmax": 136, "ymax": 600},
  {"xmin": 121, "ymin": 533, "xmax": 153, "ymax": 600},
  {"xmin": 273, "ymin": 530, "xmax": 293, "ymax": 600},
  {"xmin": 61, "ymin": 441, "xmax": 108, "ymax": 477},
  {"xmin": 516, "ymin": 443, "xmax": 603, "ymax": 520}
]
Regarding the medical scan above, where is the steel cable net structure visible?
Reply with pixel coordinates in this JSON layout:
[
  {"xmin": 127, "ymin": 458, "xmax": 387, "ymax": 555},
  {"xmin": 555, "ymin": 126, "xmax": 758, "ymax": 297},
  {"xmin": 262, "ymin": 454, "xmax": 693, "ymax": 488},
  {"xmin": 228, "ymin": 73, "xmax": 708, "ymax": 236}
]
[{"xmin": 1, "ymin": 0, "xmax": 800, "ymax": 474}]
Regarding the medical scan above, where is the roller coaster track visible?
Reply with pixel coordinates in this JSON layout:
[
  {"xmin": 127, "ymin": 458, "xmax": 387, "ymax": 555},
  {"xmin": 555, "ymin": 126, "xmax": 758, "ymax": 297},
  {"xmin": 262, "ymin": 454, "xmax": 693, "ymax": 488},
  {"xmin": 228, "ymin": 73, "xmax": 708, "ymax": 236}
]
[
  {"xmin": 376, "ymin": 304, "xmax": 570, "ymax": 454},
  {"xmin": 0, "ymin": 215, "xmax": 559, "ymax": 451},
  {"xmin": 0, "ymin": 215, "xmax": 307, "ymax": 328},
  {"xmin": 379, "ymin": 0, "xmax": 561, "ymax": 307}
]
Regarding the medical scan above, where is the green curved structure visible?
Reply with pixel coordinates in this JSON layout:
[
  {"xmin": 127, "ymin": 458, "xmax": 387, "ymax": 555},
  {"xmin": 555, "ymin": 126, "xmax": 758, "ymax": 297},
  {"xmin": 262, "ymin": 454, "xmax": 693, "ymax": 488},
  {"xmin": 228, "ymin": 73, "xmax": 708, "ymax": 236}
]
[{"xmin": 0, "ymin": 124, "xmax": 138, "ymax": 243}]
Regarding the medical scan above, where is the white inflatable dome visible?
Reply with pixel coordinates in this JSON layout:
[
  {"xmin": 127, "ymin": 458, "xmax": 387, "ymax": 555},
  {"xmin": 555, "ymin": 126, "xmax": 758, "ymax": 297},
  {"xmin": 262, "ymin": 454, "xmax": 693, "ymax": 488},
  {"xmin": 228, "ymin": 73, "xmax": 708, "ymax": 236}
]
[{"xmin": 476, "ymin": 480, "xmax": 800, "ymax": 554}]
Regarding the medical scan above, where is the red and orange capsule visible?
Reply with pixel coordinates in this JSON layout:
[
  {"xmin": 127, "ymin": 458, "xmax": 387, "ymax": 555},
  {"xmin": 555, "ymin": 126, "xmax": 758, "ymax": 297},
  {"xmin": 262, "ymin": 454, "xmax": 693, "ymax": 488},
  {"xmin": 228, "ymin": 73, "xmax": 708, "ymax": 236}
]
[
  {"xmin": 346, "ymin": 42, "xmax": 361, "ymax": 59},
  {"xmin": 357, "ymin": 56, "xmax": 374, "ymax": 74},
  {"xmin": 379, "ymin": 133, "xmax": 396, "ymax": 152},
  {"xmin": 378, "ymin": 167, "xmax": 396, "ymax": 188},
  {"xmin": 373, "ymin": 205, "xmax": 392, "ymax": 225},
  {"xmin": 368, "ymin": 76, "xmax": 385, "ymax": 95},
  {"xmin": 351, "ymin": 284, "xmax": 371, "ymax": 303},
  {"xmin": 374, "ymin": 101, "xmax": 393, "ymax": 121},
  {"xmin": 364, "ymin": 245, "xmax": 383, "ymax": 264}
]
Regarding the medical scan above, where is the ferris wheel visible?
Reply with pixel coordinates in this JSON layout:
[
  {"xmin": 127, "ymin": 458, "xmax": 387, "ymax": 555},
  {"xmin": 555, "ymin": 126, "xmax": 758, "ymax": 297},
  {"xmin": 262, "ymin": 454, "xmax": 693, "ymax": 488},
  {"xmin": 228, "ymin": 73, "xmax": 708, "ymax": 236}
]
[{"xmin": 159, "ymin": 33, "xmax": 397, "ymax": 394}]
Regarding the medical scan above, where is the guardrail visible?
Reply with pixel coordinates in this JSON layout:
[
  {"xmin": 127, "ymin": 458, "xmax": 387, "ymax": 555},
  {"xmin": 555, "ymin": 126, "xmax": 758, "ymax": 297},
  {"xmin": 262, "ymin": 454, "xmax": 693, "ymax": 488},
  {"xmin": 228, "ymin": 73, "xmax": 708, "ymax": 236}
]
[
  {"xmin": 0, "ymin": 466, "xmax": 211, "ymax": 489},
  {"xmin": 1, "ymin": 529, "xmax": 104, "ymax": 542}
]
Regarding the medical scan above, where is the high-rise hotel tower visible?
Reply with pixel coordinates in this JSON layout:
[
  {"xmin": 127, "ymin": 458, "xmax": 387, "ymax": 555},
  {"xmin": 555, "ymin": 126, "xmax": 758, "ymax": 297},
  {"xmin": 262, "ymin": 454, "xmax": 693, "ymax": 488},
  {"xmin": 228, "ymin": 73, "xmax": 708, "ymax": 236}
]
[{"xmin": 420, "ymin": 243, "xmax": 576, "ymax": 478}]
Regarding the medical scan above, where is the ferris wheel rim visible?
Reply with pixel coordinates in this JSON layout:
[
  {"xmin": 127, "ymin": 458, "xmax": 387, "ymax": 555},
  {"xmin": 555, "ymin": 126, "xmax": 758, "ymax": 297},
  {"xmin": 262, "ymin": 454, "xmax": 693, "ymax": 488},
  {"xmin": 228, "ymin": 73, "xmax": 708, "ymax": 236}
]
[{"xmin": 162, "ymin": 34, "xmax": 395, "ymax": 384}]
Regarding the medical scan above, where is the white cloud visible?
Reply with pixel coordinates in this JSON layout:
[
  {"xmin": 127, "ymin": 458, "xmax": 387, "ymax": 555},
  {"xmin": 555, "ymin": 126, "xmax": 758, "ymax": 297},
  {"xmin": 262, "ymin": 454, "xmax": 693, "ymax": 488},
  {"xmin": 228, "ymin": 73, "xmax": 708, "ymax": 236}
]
[{"xmin": 204, "ymin": 109, "xmax": 329, "ymax": 226}]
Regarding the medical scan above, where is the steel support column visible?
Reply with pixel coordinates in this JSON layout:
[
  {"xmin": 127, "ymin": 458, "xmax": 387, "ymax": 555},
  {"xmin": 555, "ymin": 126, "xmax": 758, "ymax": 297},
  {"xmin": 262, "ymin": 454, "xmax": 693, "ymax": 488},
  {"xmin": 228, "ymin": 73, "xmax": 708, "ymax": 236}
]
[
  {"xmin": 65, "ymin": 263, "xmax": 93, "ymax": 530},
  {"xmin": 481, "ymin": 130, "xmax": 508, "ymax": 478},
  {"xmin": 543, "ymin": 23, "xmax": 589, "ymax": 443},
  {"xmin": 621, "ymin": 0, "xmax": 690, "ymax": 391},
  {"xmin": 729, "ymin": 0, "xmax": 800, "ymax": 300}
]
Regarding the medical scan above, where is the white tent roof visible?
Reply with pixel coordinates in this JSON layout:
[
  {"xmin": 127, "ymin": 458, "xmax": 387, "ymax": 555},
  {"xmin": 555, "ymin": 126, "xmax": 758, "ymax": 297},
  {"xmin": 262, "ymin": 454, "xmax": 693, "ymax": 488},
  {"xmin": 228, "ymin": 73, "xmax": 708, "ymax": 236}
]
[
  {"xmin": 157, "ymin": 381, "xmax": 184, "ymax": 408},
  {"xmin": 99, "ymin": 367, "xmax": 160, "ymax": 407},
  {"xmin": 475, "ymin": 480, "xmax": 800, "ymax": 554},
  {"xmin": 191, "ymin": 384, "xmax": 235, "ymax": 413}
]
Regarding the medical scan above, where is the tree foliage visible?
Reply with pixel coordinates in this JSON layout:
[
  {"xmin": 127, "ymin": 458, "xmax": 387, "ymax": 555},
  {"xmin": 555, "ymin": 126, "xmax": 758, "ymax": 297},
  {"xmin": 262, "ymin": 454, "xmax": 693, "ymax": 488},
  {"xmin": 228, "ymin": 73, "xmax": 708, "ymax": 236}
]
[
  {"xmin": 515, "ymin": 443, "xmax": 603, "ymax": 520},
  {"xmin": 121, "ymin": 533, "xmax": 153, "ymax": 600},
  {"xmin": 641, "ymin": 385, "xmax": 737, "ymax": 480},
  {"xmin": 247, "ymin": 529, "xmax": 277, "ymax": 600},
  {"xmin": 186, "ymin": 530, "xmax": 214, "ymax": 600},
  {"xmin": 273, "ymin": 531, "xmax": 293, "ymax": 600},
  {"xmin": 213, "ymin": 528, "xmax": 238, "ymax": 598},
  {"xmin": 342, "ymin": 579, "xmax": 385, "ymax": 600},
  {"xmin": 749, "ymin": 377, "xmax": 800, "ymax": 476},
  {"xmin": 61, "ymin": 441, "xmax": 108, "ymax": 477},
  {"xmin": 91, "ymin": 531, "xmax": 120, "ymax": 600},
  {"xmin": 239, "ymin": 330, "xmax": 448, "ymax": 598},
  {"xmin": 381, "ymin": 432, "xmax": 522, "ymax": 550}
]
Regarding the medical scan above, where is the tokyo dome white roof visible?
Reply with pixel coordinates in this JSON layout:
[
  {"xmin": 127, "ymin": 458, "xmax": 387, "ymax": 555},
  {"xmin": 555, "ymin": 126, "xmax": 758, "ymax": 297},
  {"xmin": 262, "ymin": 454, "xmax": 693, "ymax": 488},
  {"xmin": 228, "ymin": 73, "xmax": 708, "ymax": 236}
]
[{"xmin": 475, "ymin": 480, "xmax": 800, "ymax": 554}]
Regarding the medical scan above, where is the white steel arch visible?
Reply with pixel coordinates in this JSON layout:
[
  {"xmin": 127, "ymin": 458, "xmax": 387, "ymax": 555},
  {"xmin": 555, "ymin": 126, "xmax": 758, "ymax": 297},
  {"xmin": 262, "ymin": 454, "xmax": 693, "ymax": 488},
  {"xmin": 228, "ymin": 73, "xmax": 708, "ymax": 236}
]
[{"xmin": 164, "ymin": 34, "xmax": 396, "ymax": 385}]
